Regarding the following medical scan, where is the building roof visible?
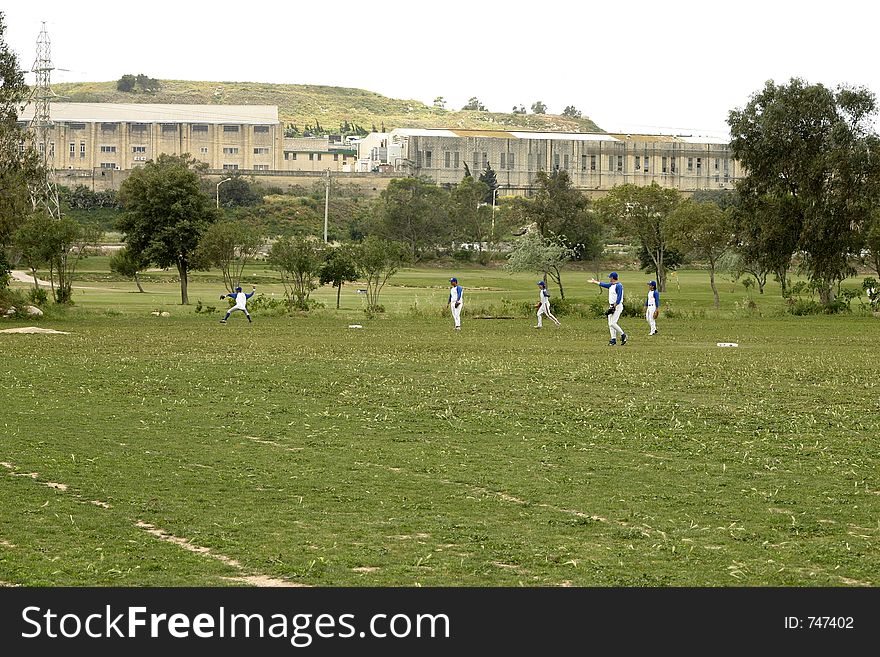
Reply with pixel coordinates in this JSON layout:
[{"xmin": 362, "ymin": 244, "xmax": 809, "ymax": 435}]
[
  {"xmin": 389, "ymin": 127, "xmax": 729, "ymax": 145},
  {"xmin": 18, "ymin": 102, "xmax": 279, "ymax": 125}
]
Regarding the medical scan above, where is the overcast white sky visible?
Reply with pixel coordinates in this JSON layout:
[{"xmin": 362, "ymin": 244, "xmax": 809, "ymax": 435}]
[{"xmin": 4, "ymin": 0, "xmax": 879, "ymax": 138}]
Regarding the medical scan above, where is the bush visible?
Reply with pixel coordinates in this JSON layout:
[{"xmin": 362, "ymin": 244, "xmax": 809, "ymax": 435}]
[
  {"xmin": 27, "ymin": 287, "xmax": 49, "ymax": 306},
  {"xmin": 787, "ymin": 299, "xmax": 824, "ymax": 315},
  {"xmin": 452, "ymin": 249, "xmax": 473, "ymax": 263}
]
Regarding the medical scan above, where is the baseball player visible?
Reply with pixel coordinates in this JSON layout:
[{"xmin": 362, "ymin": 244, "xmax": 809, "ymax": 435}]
[
  {"xmin": 534, "ymin": 280, "xmax": 561, "ymax": 328},
  {"xmin": 220, "ymin": 285, "xmax": 255, "ymax": 324},
  {"xmin": 448, "ymin": 277, "xmax": 463, "ymax": 330},
  {"xmin": 588, "ymin": 272, "xmax": 627, "ymax": 345},
  {"xmin": 645, "ymin": 280, "xmax": 660, "ymax": 335}
]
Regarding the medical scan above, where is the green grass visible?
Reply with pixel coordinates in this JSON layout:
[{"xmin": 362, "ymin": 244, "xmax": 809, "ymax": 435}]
[
  {"xmin": 50, "ymin": 80, "xmax": 603, "ymax": 134},
  {"xmin": 1, "ymin": 265, "xmax": 878, "ymax": 586}
]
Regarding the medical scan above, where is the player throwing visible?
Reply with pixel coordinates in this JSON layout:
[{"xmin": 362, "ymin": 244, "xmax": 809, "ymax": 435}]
[
  {"xmin": 220, "ymin": 285, "xmax": 256, "ymax": 324},
  {"xmin": 534, "ymin": 280, "xmax": 561, "ymax": 328},
  {"xmin": 588, "ymin": 272, "xmax": 627, "ymax": 346}
]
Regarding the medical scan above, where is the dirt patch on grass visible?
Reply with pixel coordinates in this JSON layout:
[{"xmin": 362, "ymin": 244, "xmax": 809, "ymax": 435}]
[
  {"xmin": 352, "ymin": 566, "xmax": 380, "ymax": 573},
  {"xmin": 0, "ymin": 326, "xmax": 69, "ymax": 335},
  {"xmin": 135, "ymin": 520, "xmax": 305, "ymax": 587}
]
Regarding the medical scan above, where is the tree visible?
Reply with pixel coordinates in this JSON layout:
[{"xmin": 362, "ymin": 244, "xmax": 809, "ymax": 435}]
[
  {"xmin": 462, "ymin": 97, "xmax": 487, "ymax": 111},
  {"xmin": 433, "ymin": 96, "xmax": 446, "ymax": 109},
  {"xmin": 373, "ymin": 177, "xmax": 449, "ymax": 261},
  {"xmin": 195, "ymin": 219, "xmax": 263, "ymax": 292},
  {"xmin": 667, "ymin": 200, "xmax": 731, "ymax": 308},
  {"xmin": 269, "ymin": 236, "xmax": 324, "ymax": 310},
  {"xmin": 478, "ymin": 165, "xmax": 498, "ymax": 204},
  {"xmin": 12, "ymin": 213, "xmax": 54, "ymax": 291},
  {"xmin": 449, "ymin": 176, "xmax": 491, "ymax": 250},
  {"xmin": 864, "ymin": 211, "xmax": 880, "ymax": 278},
  {"xmin": 216, "ymin": 173, "xmax": 262, "ymax": 208},
  {"xmin": 728, "ymin": 78, "xmax": 880, "ymax": 304},
  {"xmin": 116, "ymin": 74, "xmax": 136, "ymax": 92},
  {"xmin": 512, "ymin": 105, "xmax": 526, "ymax": 115},
  {"xmin": 319, "ymin": 243, "xmax": 360, "ymax": 309},
  {"xmin": 531, "ymin": 101, "xmax": 547, "ymax": 114},
  {"xmin": 594, "ymin": 183, "xmax": 681, "ymax": 292},
  {"xmin": 504, "ymin": 231, "xmax": 575, "ymax": 299},
  {"xmin": 352, "ymin": 236, "xmax": 405, "ymax": 313},
  {"xmin": 118, "ymin": 154, "xmax": 218, "ymax": 304},
  {"xmin": 0, "ymin": 12, "xmax": 40, "ymax": 285},
  {"xmin": 562, "ymin": 105, "xmax": 582, "ymax": 119},
  {"xmin": 511, "ymin": 170, "xmax": 602, "ymax": 262},
  {"xmin": 109, "ymin": 246, "xmax": 149, "ymax": 293}
]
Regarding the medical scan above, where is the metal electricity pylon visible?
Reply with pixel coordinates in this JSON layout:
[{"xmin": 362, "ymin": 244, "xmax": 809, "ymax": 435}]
[{"xmin": 27, "ymin": 22, "xmax": 62, "ymax": 220}]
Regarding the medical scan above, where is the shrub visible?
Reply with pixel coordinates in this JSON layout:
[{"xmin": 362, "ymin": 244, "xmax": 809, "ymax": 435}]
[{"xmin": 27, "ymin": 287, "xmax": 49, "ymax": 306}]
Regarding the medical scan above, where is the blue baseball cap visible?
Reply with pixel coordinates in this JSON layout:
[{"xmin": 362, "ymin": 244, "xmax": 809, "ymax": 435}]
[
  {"xmin": 648, "ymin": 280, "xmax": 657, "ymax": 287},
  {"xmin": 235, "ymin": 286, "xmax": 242, "ymax": 292},
  {"xmin": 537, "ymin": 280, "xmax": 545, "ymax": 286},
  {"xmin": 449, "ymin": 277, "xmax": 457, "ymax": 283},
  {"xmin": 609, "ymin": 272, "xmax": 618, "ymax": 280}
]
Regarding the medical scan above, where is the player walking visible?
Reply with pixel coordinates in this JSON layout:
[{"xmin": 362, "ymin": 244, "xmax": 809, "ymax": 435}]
[
  {"xmin": 220, "ymin": 285, "xmax": 256, "ymax": 324},
  {"xmin": 534, "ymin": 280, "xmax": 561, "ymax": 328},
  {"xmin": 449, "ymin": 277, "xmax": 463, "ymax": 331},
  {"xmin": 645, "ymin": 280, "xmax": 660, "ymax": 335},
  {"xmin": 588, "ymin": 272, "xmax": 627, "ymax": 346}
]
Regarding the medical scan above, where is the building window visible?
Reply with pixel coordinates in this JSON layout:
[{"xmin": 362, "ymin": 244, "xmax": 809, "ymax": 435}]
[
  {"xmin": 68, "ymin": 122, "xmax": 86, "ymax": 130},
  {"xmin": 222, "ymin": 164, "xmax": 239, "ymax": 170},
  {"xmin": 192, "ymin": 124, "xmax": 209, "ymax": 133},
  {"xmin": 500, "ymin": 153, "xmax": 505, "ymax": 169},
  {"xmin": 715, "ymin": 157, "xmax": 720, "ymax": 170},
  {"xmin": 687, "ymin": 157, "xmax": 693, "ymax": 172},
  {"xmin": 254, "ymin": 125, "xmax": 270, "ymax": 133},
  {"xmin": 49, "ymin": 142, "xmax": 55, "ymax": 157},
  {"xmin": 317, "ymin": 153, "xmax": 323, "ymax": 161},
  {"xmin": 100, "ymin": 162, "xmax": 116, "ymax": 169},
  {"xmin": 223, "ymin": 125, "xmax": 239, "ymax": 133},
  {"xmin": 253, "ymin": 147, "xmax": 270, "ymax": 155},
  {"xmin": 581, "ymin": 154, "xmax": 587, "ymax": 171},
  {"xmin": 200, "ymin": 147, "xmax": 209, "ymax": 154},
  {"xmin": 69, "ymin": 142, "xmax": 75, "ymax": 158},
  {"xmin": 38, "ymin": 142, "xmax": 45, "ymax": 156},
  {"xmin": 507, "ymin": 152, "xmax": 514, "ymax": 169},
  {"xmin": 101, "ymin": 122, "xmax": 117, "ymax": 132},
  {"xmin": 223, "ymin": 147, "xmax": 239, "ymax": 155},
  {"xmin": 635, "ymin": 156, "xmax": 641, "ymax": 171},
  {"xmin": 453, "ymin": 152, "xmax": 459, "ymax": 168},
  {"xmin": 132, "ymin": 146, "xmax": 147, "ymax": 153},
  {"xmin": 254, "ymin": 164, "xmax": 269, "ymax": 170},
  {"xmin": 590, "ymin": 155, "xmax": 597, "ymax": 171},
  {"xmin": 285, "ymin": 152, "xmax": 297, "ymax": 160},
  {"xmin": 482, "ymin": 152, "xmax": 488, "ymax": 169},
  {"xmin": 308, "ymin": 153, "xmax": 314, "ymax": 161},
  {"xmin": 662, "ymin": 156, "xmax": 667, "ymax": 173},
  {"xmin": 80, "ymin": 142, "xmax": 86, "ymax": 158},
  {"xmin": 100, "ymin": 145, "xmax": 117, "ymax": 153},
  {"xmin": 696, "ymin": 157, "xmax": 702, "ymax": 174},
  {"xmin": 554, "ymin": 153, "xmax": 560, "ymax": 169},
  {"xmin": 333, "ymin": 153, "xmax": 339, "ymax": 161},
  {"xmin": 670, "ymin": 158, "xmax": 676, "ymax": 173},
  {"xmin": 446, "ymin": 151, "xmax": 452, "ymax": 168},
  {"xmin": 425, "ymin": 150, "xmax": 432, "ymax": 168},
  {"xmin": 161, "ymin": 124, "xmax": 177, "ymax": 133},
  {"xmin": 643, "ymin": 155, "xmax": 649, "ymax": 173},
  {"xmin": 563, "ymin": 154, "xmax": 570, "ymax": 170},
  {"xmin": 130, "ymin": 123, "xmax": 148, "ymax": 133},
  {"xmin": 617, "ymin": 155, "xmax": 623, "ymax": 172},
  {"xmin": 609, "ymin": 155, "xmax": 614, "ymax": 171}
]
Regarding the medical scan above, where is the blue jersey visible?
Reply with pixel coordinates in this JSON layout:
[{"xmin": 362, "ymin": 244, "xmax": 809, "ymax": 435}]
[
  {"xmin": 449, "ymin": 285, "xmax": 463, "ymax": 304},
  {"xmin": 599, "ymin": 281, "xmax": 623, "ymax": 305}
]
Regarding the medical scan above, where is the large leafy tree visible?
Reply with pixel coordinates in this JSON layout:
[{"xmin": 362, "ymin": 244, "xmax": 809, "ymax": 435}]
[
  {"xmin": 0, "ymin": 12, "xmax": 41, "ymax": 284},
  {"xmin": 667, "ymin": 200, "xmax": 731, "ymax": 308},
  {"xmin": 373, "ymin": 177, "xmax": 448, "ymax": 262},
  {"xmin": 478, "ymin": 164, "xmax": 498, "ymax": 204},
  {"xmin": 352, "ymin": 236, "xmax": 405, "ymax": 313},
  {"xmin": 118, "ymin": 154, "xmax": 218, "ymax": 304},
  {"xmin": 594, "ymin": 182, "xmax": 682, "ymax": 291},
  {"xmin": 864, "ymin": 210, "xmax": 880, "ymax": 279},
  {"xmin": 728, "ymin": 78, "xmax": 880, "ymax": 303}
]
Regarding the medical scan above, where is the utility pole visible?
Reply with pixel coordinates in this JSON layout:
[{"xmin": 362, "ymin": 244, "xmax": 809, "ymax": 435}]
[
  {"xmin": 323, "ymin": 168, "xmax": 330, "ymax": 243},
  {"xmin": 28, "ymin": 22, "xmax": 62, "ymax": 220}
]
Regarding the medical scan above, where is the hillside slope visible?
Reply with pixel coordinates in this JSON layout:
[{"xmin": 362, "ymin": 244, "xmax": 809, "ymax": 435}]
[{"xmin": 51, "ymin": 80, "xmax": 603, "ymax": 133}]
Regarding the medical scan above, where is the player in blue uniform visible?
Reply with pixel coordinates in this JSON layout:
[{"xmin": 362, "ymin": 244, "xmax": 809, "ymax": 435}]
[
  {"xmin": 220, "ymin": 285, "xmax": 255, "ymax": 324},
  {"xmin": 588, "ymin": 272, "xmax": 627, "ymax": 345},
  {"xmin": 448, "ymin": 277, "xmax": 463, "ymax": 330},
  {"xmin": 645, "ymin": 280, "xmax": 660, "ymax": 335}
]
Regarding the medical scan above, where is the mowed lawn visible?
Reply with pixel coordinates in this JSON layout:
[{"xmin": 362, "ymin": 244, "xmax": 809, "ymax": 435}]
[{"xmin": 1, "ymin": 266, "xmax": 878, "ymax": 586}]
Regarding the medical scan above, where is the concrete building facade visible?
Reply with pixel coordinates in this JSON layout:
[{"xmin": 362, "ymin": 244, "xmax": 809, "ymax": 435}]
[{"xmin": 388, "ymin": 128, "xmax": 739, "ymax": 198}]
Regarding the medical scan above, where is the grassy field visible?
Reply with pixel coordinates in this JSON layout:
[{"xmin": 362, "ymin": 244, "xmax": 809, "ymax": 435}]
[{"xmin": 1, "ymin": 264, "xmax": 878, "ymax": 587}]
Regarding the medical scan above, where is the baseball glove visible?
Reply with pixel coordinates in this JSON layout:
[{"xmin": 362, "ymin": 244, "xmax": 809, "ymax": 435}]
[
  {"xmin": 605, "ymin": 305, "xmax": 616, "ymax": 316},
  {"xmin": 653, "ymin": 309, "xmax": 659, "ymax": 319}
]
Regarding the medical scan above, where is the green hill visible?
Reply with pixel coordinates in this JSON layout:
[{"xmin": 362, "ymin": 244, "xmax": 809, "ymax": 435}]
[{"xmin": 51, "ymin": 80, "xmax": 603, "ymax": 133}]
